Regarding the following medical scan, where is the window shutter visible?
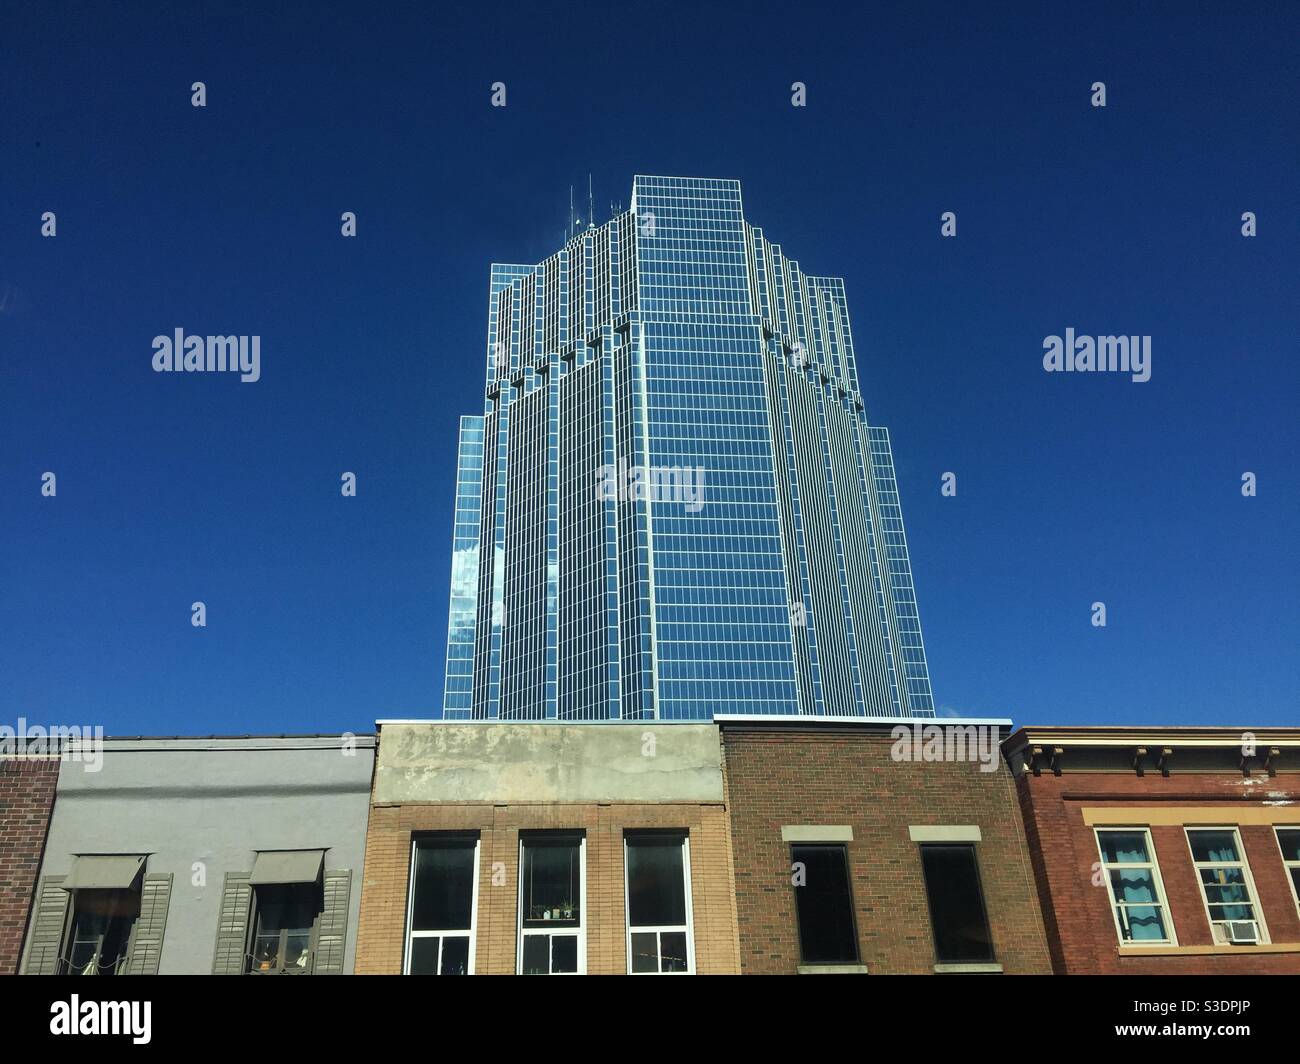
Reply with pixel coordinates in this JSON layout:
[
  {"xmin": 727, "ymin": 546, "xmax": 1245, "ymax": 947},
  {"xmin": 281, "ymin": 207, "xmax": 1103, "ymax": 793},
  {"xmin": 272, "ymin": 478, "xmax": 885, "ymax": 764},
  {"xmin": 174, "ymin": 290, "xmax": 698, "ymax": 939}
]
[
  {"xmin": 125, "ymin": 872, "xmax": 173, "ymax": 975},
  {"xmin": 314, "ymin": 869, "xmax": 352, "ymax": 975},
  {"xmin": 22, "ymin": 876, "xmax": 70, "ymax": 975},
  {"xmin": 211, "ymin": 872, "xmax": 253, "ymax": 975}
]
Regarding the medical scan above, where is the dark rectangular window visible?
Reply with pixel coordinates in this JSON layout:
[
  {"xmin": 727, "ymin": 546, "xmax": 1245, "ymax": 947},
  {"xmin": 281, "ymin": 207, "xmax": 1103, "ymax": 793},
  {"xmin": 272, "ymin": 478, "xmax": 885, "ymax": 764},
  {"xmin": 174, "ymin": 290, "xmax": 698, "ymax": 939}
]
[
  {"xmin": 920, "ymin": 844, "xmax": 995, "ymax": 964},
  {"xmin": 791, "ymin": 844, "xmax": 858, "ymax": 964},
  {"xmin": 406, "ymin": 836, "xmax": 478, "ymax": 975},
  {"xmin": 625, "ymin": 833, "xmax": 693, "ymax": 973},
  {"xmin": 65, "ymin": 889, "xmax": 139, "ymax": 976},
  {"xmin": 521, "ymin": 837, "xmax": 581, "ymax": 927},
  {"xmin": 250, "ymin": 883, "xmax": 320, "ymax": 974}
]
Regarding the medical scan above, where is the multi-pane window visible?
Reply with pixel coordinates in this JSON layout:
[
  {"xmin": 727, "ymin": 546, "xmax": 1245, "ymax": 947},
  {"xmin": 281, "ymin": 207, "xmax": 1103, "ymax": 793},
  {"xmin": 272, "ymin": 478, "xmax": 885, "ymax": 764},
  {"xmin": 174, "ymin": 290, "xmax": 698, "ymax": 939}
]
[
  {"xmin": 624, "ymin": 833, "xmax": 693, "ymax": 974},
  {"xmin": 250, "ymin": 884, "xmax": 318, "ymax": 974},
  {"xmin": 790, "ymin": 844, "xmax": 858, "ymax": 964},
  {"xmin": 1187, "ymin": 828, "xmax": 1266, "ymax": 943},
  {"xmin": 518, "ymin": 835, "xmax": 584, "ymax": 974},
  {"xmin": 1095, "ymin": 829, "xmax": 1173, "ymax": 943},
  {"xmin": 64, "ymin": 889, "xmax": 139, "ymax": 976},
  {"xmin": 405, "ymin": 836, "xmax": 479, "ymax": 975},
  {"xmin": 1277, "ymin": 828, "xmax": 1300, "ymax": 913},
  {"xmin": 919, "ymin": 844, "xmax": 995, "ymax": 964}
]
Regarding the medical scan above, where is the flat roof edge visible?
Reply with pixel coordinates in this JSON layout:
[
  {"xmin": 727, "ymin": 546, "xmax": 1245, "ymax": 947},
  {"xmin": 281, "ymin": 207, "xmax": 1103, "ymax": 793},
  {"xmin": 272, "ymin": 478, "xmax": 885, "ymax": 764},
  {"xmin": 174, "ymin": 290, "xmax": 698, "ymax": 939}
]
[
  {"xmin": 714, "ymin": 714, "xmax": 1014, "ymax": 727},
  {"xmin": 375, "ymin": 716, "xmax": 1013, "ymax": 728}
]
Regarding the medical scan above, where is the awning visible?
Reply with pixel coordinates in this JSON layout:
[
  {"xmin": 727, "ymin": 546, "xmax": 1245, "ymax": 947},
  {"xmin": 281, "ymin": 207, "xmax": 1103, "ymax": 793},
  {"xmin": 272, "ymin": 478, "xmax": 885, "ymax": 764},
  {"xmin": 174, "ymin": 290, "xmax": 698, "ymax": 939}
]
[
  {"xmin": 250, "ymin": 849, "xmax": 324, "ymax": 885},
  {"xmin": 64, "ymin": 855, "xmax": 146, "ymax": 891}
]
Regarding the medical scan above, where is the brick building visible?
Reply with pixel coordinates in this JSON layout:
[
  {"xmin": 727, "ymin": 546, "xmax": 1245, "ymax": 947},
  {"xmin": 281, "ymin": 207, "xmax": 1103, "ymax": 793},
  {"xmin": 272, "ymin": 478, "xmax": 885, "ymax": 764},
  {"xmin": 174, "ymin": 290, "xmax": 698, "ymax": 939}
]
[
  {"xmin": 355, "ymin": 721, "xmax": 741, "ymax": 974},
  {"xmin": 720, "ymin": 718, "xmax": 1052, "ymax": 974},
  {"xmin": 1004, "ymin": 726, "xmax": 1300, "ymax": 974},
  {"xmin": 0, "ymin": 757, "xmax": 60, "ymax": 974}
]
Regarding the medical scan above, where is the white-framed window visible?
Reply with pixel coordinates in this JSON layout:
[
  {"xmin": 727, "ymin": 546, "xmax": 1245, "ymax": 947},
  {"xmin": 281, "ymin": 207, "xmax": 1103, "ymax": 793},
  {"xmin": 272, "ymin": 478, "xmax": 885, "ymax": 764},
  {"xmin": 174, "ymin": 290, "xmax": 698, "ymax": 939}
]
[
  {"xmin": 1186, "ymin": 827, "xmax": 1268, "ymax": 944},
  {"xmin": 1276, "ymin": 827, "xmax": 1300, "ymax": 914},
  {"xmin": 404, "ymin": 835, "xmax": 479, "ymax": 975},
  {"xmin": 1094, "ymin": 828, "xmax": 1175, "ymax": 944},
  {"xmin": 518, "ymin": 834, "xmax": 585, "ymax": 974},
  {"xmin": 624, "ymin": 832, "xmax": 695, "ymax": 974}
]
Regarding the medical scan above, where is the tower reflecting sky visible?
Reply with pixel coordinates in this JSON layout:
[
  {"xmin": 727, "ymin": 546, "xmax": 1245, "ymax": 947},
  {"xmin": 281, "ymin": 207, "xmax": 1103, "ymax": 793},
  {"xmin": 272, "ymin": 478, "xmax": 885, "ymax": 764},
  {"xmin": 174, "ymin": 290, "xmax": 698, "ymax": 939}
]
[{"xmin": 443, "ymin": 177, "xmax": 934, "ymax": 721}]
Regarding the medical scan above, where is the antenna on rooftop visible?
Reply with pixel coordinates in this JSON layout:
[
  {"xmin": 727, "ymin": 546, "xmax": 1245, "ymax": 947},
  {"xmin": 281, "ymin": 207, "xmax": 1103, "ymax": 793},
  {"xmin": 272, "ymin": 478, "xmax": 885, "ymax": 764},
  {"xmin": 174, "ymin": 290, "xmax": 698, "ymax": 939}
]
[
  {"xmin": 568, "ymin": 185, "xmax": 575, "ymax": 240},
  {"xmin": 587, "ymin": 174, "xmax": 594, "ymax": 230}
]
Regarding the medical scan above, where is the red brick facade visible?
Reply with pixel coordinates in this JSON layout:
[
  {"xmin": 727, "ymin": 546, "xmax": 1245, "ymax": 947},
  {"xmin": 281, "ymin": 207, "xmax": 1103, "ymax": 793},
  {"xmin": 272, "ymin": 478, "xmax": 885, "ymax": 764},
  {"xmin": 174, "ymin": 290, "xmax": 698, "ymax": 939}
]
[
  {"xmin": 721, "ymin": 723, "xmax": 1053, "ymax": 974},
  {"xmin": 1007, "ymin": 727, "xmax": 1300, "ymax": 974},
  {"xmin": 0, "ymin": 758, "xmax": 59, "ymax": 975}
]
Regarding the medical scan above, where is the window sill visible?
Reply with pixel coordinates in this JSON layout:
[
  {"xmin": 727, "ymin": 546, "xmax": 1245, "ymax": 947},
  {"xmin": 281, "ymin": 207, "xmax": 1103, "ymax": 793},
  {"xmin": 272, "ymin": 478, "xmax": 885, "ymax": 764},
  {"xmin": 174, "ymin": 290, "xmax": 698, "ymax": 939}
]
[
  {"xmin": 933, "ymin": 963, "xmax": 1003, "ymax": 974},
  {"xmin": 796, "ymin": 964, "xmax": 869, "ymax": 975},
  {"xmin": 1118, "ymin": 943, "xmax": 1300, "ymax": 957}
]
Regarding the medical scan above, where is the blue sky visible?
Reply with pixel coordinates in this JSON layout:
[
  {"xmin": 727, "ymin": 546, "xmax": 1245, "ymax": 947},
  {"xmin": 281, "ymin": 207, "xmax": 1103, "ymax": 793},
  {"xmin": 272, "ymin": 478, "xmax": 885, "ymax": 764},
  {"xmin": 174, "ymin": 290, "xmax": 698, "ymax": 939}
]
[{"xmin": 2, "ymin": 1, "xmax": 1296, "ymax": 735}]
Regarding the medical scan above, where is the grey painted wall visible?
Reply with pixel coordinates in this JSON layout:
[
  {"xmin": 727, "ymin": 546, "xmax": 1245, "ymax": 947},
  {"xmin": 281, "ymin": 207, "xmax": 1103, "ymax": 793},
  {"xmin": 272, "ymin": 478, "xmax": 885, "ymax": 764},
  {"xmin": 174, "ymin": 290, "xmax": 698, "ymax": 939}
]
[
  {"xmin": 26, "ymin": 735, "xmax": 374, "ymax": 975},
  {"xmin": 374, "ymin": 722, "xmax": 723, "ymax": 804}
]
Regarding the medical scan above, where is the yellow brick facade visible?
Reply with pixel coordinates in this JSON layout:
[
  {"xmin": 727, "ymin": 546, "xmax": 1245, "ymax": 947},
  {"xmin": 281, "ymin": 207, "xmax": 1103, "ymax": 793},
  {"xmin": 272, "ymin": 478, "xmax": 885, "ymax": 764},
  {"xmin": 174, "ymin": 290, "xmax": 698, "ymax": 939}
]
[{"xmin": 355, "ymin": 801, "xmax": 740, "ymax": 975}]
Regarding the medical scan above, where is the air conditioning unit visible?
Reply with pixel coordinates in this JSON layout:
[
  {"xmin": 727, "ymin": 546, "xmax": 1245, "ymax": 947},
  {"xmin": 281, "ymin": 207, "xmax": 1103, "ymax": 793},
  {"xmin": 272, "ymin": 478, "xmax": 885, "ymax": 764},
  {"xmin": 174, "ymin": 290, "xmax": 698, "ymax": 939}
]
[{"xmin": 1223, "ymin": 920, "xmax": 1259, "ymax": 945}]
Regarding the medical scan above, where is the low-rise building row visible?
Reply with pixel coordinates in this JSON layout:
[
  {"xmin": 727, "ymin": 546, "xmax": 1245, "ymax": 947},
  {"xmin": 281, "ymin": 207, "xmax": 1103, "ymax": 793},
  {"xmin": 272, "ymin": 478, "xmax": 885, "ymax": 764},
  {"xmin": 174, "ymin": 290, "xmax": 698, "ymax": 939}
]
[{"xmin": 4, "ymin": 722, "xmax": 1297, "ymax": 975}]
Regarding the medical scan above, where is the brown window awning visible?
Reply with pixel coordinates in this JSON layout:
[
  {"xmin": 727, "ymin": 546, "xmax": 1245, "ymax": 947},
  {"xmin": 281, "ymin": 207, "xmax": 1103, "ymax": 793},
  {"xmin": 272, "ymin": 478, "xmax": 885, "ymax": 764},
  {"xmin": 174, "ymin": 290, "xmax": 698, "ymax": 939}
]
[
  {"xmin": 250, "ymin": 849, "xmax": 324, "ymax": 885},
  {"xmin": 63, "ymin": 854, "xmax": 146, "ymax": 890}
]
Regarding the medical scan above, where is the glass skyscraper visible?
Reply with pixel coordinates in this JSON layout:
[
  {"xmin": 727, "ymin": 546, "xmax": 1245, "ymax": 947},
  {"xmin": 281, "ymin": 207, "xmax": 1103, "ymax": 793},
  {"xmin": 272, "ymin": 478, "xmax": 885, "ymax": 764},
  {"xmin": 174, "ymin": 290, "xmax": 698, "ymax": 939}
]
[{"xmin": 442, "ymin": 176, "xmax": 935, "ymax": 722}]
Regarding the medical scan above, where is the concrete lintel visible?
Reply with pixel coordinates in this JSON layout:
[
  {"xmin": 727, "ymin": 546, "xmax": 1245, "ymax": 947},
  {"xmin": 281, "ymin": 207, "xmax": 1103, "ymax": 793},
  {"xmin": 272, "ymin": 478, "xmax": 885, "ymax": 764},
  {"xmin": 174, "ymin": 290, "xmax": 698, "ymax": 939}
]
[
  {"xmin": 781, "ymin": 825, "xmax": 853, "ymax": 843},
  {"xmin": 908, "ymin": 825, "xmax": 982, "ymax": 843}
]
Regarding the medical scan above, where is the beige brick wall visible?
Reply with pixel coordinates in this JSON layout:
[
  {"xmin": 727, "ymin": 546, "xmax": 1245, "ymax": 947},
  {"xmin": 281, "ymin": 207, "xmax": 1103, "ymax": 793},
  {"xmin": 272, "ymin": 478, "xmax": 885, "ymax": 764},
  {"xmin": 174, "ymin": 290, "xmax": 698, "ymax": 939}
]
[{"xmin": 355, "ymin": 801, "xmax": 740, "ymax": 974}]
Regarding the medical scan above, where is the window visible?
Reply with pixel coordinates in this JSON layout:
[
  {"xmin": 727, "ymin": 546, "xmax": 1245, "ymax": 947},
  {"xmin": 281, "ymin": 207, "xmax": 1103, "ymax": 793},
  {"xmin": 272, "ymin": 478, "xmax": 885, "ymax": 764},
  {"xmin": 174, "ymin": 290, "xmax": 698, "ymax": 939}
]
[
  {"xmin": 1095, "ymin": 829, "xmax": 1174, "ymax": 943},
  {"xmin": 790, "ymin": 844, "xmax": 857, "ymax": 964},
  {"xmin": 625, "ymin": 833, "xmax": 694, "ymax": 974},
  {"xmin": 246, "ymin": 850, "xmax": 326, "ymax": 974},
  {"xmin": 64, "ymin": 890, "xmax": 140, "ymax": 976},
  {"xmin": 1277, "ymin": 828, "xmax": 1300, "ymax": 913},
  {"xmin": 59, "ymin": 853, "xmax": 148, "ymax": 975},
  {"xmin": 919, "ymin": 844, "xmax": 995, "ymax": 964},
  {"xmin": 249, "ymin": 883, "xmax": 319, "ymax": 974},
  {"xmin": 405, "ymin": 836, "xmax": 479, "ymax": 975},
  {"xmin": 518, "ymin": 834, "xmax": 584, "ymax": 974},
  {"xmin": 1186, "ymin": 828, "xmax": 1267, "ymax": 943}
]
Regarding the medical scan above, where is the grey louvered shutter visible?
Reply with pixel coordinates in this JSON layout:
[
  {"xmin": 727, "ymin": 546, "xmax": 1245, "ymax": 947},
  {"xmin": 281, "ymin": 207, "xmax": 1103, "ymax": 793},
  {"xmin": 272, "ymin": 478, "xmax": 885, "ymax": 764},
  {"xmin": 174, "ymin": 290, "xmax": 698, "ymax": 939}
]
[
  {"xmin": 313, "ymin": 870, "xmax": 352, "ymax": 975},
  {"xmin": 211, "ymin": 872, "xmax": 253, "ymax": 975},
  {"xmin": 125, "ymin": 873, "xmax": 172, "ymax": 975},
  {"xmin": 22, "ymin": 877, "xmax": 70, "ymax": 975}
]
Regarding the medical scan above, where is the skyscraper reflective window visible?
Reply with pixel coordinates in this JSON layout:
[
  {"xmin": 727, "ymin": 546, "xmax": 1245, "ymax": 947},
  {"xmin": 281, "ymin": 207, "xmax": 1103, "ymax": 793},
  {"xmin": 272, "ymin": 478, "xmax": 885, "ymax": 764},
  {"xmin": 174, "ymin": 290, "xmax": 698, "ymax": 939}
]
[{"xmin": 441, "ymin": 177, "xmax": 935, "ymax": 721}]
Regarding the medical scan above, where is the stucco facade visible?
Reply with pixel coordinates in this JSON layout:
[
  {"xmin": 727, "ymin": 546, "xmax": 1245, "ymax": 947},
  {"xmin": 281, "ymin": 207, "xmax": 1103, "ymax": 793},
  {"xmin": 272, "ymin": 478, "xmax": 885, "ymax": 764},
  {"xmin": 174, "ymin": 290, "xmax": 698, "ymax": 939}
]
[{"xmin": 20, "ymin": 735, "xmax": 374, "ymax": 975}]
